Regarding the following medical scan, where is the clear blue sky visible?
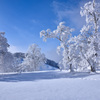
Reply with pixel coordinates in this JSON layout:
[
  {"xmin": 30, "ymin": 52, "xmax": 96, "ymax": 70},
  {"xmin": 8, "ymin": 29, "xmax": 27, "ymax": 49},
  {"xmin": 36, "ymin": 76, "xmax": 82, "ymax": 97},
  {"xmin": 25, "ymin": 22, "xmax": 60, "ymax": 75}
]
[{"xmin": 0, "ymin": 0, "xmax": 94, "ymax": 62}]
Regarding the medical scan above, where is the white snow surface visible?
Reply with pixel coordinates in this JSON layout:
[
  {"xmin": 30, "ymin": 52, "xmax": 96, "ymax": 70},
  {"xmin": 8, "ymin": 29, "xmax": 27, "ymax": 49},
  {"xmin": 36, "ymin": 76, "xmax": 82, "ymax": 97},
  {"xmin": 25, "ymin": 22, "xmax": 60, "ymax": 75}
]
[{"xmin": 0, "ymin": 70, "xmax": 100, "ymax": 100}]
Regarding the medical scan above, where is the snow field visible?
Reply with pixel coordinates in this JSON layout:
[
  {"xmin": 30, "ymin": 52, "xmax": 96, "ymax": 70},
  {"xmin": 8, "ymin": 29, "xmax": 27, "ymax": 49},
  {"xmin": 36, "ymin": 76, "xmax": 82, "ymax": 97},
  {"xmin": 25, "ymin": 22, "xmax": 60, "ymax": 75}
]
[{"xmin": 0, "ymin": 70, "xmax": 100, "ymax": 100}]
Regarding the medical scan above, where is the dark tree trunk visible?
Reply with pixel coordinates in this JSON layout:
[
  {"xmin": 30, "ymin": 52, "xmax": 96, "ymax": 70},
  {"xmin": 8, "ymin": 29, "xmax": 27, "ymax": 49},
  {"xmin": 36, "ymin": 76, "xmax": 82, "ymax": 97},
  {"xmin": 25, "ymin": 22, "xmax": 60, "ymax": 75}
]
[
  {"xmin": 91, "ymin": 66, "xmax": 96, "ymax": 72},
  {"xmin": 70, "ymin": 64, "xmax": 74, "ymax": 72}
]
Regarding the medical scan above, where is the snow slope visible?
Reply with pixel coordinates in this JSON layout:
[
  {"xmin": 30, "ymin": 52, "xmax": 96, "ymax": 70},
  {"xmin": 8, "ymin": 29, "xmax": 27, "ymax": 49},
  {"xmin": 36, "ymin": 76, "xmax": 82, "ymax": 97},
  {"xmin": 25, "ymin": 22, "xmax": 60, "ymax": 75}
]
[{"xmin": 0, "ymin": 70, "xmax": 100, "ymax": 100}]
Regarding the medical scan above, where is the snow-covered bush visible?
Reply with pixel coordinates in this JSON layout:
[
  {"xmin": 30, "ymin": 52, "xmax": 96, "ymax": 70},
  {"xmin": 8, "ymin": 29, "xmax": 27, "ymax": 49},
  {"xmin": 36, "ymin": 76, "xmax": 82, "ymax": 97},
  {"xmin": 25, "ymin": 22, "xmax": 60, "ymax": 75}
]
[{"xmin": 20, "ymin": 44, "xmax": 46, "ymax": 72}]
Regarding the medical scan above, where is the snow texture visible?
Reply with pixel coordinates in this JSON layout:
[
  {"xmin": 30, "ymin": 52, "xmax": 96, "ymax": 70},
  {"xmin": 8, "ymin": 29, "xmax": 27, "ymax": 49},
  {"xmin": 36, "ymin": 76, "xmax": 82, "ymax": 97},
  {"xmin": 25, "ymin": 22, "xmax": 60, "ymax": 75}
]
[{"xmin": 0, "ymin": 70, "xmax": 100, "ymax": 100}]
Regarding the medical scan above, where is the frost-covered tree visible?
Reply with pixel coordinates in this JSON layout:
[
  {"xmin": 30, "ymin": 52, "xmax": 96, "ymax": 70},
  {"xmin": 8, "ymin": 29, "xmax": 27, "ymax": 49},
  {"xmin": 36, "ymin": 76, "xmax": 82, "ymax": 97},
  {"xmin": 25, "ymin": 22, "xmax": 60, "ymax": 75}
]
[
  {"xmin": 12, "ymin": 52, "xmax": 25, "ymax": 72},
  {"xmin": 40, "ymin": 22, "xmax": 75, "ymax": 72},
  {"xmin": 4, "ymin": 52, "xmax": 15, "ymax": 72},
  {"xmin": 0, "ymin": 32, "xmax": 14, "ymax": 72},
  {"xmin": 40, "ymin": 0, "xmax": 100, "ymax": 72},
  {"xmin": 80, "ymin": 0, "xmax": 100, "ymax": 72},
  {"xmin": 69, "ymin": 33, "xmax": 92, "ymax": 72},
  {"xmin": 21, "ymin": 44, "xmax": 46, "ymax": 72},
  {"xmin": 13, "ymin": 56, "xmax": 23, "ymax": 72},
  {"xmin": 66, "ymin": 36, "xmax": 84, "ymax": 71},
  {"xmin": 80, "ymin": 0, "xmax": 100, "ymax": 33}
]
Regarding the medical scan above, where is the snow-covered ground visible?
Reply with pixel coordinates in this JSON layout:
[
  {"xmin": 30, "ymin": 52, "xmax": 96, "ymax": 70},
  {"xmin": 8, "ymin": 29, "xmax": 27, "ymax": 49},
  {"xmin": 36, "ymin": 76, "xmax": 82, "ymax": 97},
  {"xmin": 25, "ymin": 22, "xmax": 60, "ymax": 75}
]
[{"xmin": 0, "ymin": 70, "xmax": 100, "ymax": 100}]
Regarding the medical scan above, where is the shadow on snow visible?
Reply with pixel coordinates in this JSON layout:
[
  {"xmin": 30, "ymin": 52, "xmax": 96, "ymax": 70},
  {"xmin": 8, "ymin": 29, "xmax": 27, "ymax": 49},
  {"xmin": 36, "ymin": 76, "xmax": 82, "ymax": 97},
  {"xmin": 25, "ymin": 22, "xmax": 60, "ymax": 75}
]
[{"xmin": 0, "ymin": 71, "xmax": 98, "ymax": 82}]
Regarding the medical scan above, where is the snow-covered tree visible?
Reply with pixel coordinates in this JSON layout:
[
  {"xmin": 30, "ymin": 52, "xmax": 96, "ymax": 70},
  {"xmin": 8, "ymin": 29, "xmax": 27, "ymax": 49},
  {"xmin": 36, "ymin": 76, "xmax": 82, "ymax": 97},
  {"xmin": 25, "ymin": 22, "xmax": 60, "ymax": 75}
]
[
  {"xmin": 80, "ymin": 0, "xmax": 100, "ymax": 33},
  {"xmin": 0, "ymin": 32, "xmax": 14, "ymax": 72},
  {"xmin": 40, "ymin": 22, "xmax": 75, "ymax": 72},
  {"xmin": 4, "ymin": 52, "xmax": 15, "ymax": 72},
  {"xmin": 12, "ymin": 52, "xmax": 25, "ymax": 72},
  {"xmin": 21, "ymin": 44, "xmax": 46, "ymax": 72},
  {"xmin": 68, "ymin": 33, "xmax": 92, "ymax": 72},
  {"xmin": 80, "ymin": 0, "xmax": 100, "ymax": 72},
  {"xmin": 40, "ymin": 0, "xmax": 100, "ymax": 72}
]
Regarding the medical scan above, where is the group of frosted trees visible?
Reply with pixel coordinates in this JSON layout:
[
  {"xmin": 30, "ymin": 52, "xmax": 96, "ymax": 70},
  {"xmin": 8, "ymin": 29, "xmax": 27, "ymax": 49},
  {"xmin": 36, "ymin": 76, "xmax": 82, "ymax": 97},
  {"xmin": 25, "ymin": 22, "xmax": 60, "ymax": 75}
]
[
  {"xmin": 40, "ymin": 0, "xmax": 100, "ymax": 72},
  {"xmin": 0, "ymin": 0, "xmax": 100, "ymax": 73},
  {"xmin": 0, "ymin": 32, "xmax": 46, "ymax": 73}
]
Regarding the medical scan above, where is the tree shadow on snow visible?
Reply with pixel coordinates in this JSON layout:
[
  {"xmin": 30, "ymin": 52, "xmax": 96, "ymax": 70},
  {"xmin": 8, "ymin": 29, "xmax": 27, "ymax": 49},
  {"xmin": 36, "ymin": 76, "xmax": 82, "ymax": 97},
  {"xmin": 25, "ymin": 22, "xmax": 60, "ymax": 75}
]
[{"xmin": 0, "ymin": 71, "xmax": 98, "ymax": 82}]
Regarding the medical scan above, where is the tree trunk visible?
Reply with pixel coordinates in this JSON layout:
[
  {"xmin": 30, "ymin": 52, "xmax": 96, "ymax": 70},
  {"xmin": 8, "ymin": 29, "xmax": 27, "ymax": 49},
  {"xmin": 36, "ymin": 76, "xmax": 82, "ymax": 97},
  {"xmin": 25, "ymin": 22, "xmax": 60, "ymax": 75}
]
[
  {"xmin": 91, "ymin": 66, "xmax": 96, "ymax": 72},
  {"xmin": 70, "ymin": 64, "xmax": 74, "ymax": 72},
  {"xmin": 80, "ymin": 47, "xmax": 96, "ymax": 72}
]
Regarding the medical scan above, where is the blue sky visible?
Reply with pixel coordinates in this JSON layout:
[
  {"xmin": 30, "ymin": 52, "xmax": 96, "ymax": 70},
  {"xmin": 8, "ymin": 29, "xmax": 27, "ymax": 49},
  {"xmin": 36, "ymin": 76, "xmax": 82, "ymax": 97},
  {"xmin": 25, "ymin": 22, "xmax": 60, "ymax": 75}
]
[{"xmin": 0, "ymin": 0, "xmax": 96, "ymax": 62}]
